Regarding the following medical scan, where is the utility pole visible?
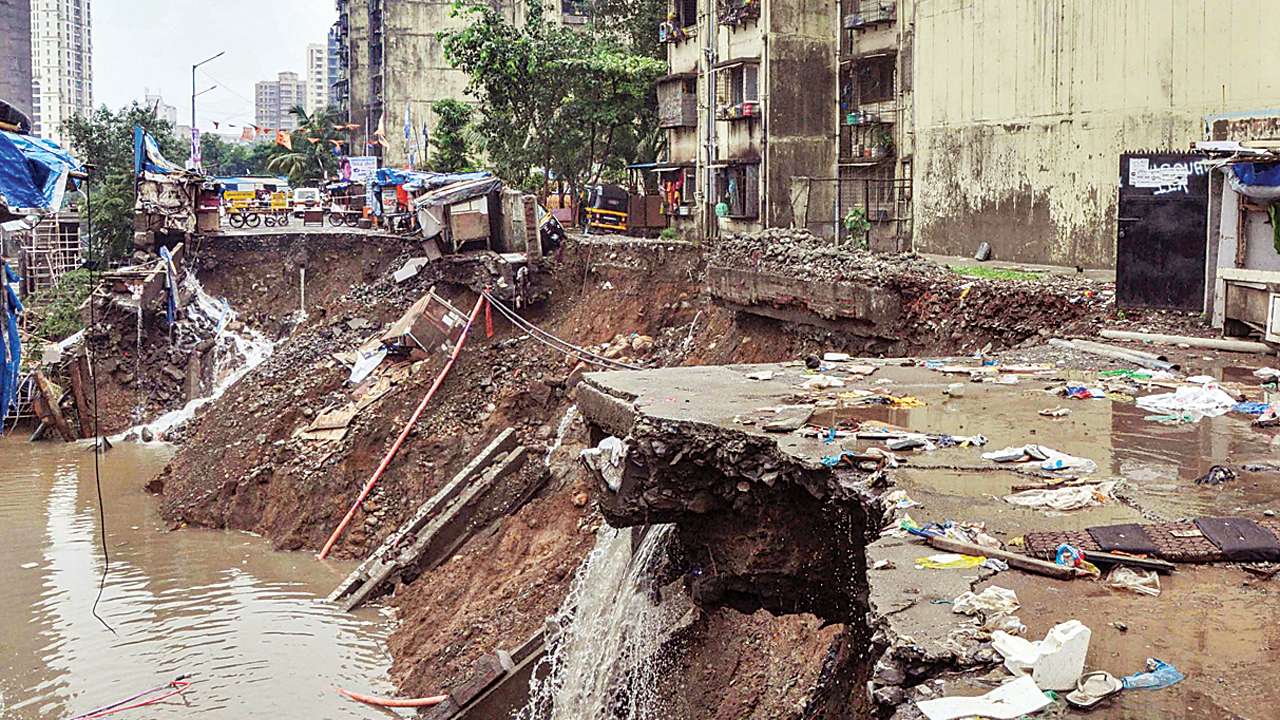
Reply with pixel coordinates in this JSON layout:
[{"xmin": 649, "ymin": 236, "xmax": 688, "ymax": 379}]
[{"xmin": 191, "ymin": 51, "xmax": 226, "ymax": 169}]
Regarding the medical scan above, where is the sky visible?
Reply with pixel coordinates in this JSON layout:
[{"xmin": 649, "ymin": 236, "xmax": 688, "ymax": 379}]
[{"xmin": 93, "ymin": 0, "xmax": 336, "ymax": 135}]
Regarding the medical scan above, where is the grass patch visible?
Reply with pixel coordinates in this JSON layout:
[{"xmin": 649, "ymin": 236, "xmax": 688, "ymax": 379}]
[{"xmin": 950, "ymin": 264, "xmax": 1044, "ymax": 282}]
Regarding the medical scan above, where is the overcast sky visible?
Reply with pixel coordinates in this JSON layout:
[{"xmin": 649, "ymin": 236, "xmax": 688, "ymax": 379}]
[{"xmin": 94, "ymin": 0, "xmax": 336, "ymax": 134}]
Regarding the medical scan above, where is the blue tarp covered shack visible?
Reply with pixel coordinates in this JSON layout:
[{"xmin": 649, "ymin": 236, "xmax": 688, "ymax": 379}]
[
  {"xmin": 365, "ymin": 169, "xmax": 493, "ymax": 216},
  {"xmin": 0, "ymin": 130, "xmax": 82, "ymax": 216},
  {"xmin": 133, "ymin": 125, "xmax": 182, "ymax": 179}
]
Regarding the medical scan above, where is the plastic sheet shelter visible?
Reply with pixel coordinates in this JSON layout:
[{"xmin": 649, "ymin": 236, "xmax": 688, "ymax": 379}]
[
  {"xmin": 133, "ymin": 125, "xmax": 183, "ymax": 180},
  {"xmin": 1228, "ymin": 162, "xmax": 1280, "ymax": 201},
  {"xmin": 0, "ymin": 130, "xmax": 82, "ymax": 216},
  {"xmin": 365, "ymin": 169, "xmax": 493, "ymax": 216}
]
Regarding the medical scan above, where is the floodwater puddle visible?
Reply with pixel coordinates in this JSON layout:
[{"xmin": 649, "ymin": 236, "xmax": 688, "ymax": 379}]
[{"xmin": 0, "ymin": 436, "xmax": 397, "ymax": 719}]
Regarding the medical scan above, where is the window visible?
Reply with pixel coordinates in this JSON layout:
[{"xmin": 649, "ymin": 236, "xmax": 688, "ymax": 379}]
[
  {"xmin": 675, "ymin": 0, "xmax": 697, "ymax": 28},
  {"xmin": 853, "ymin": 53, "xmax": 895, "ymax": 105},
  {"xmin": 716, "ymin": 61, "xmax": 760, "ymax": 119},
  {"xmin": 714, "ymin": 164, "xmax": 759, "ymax": 219}
]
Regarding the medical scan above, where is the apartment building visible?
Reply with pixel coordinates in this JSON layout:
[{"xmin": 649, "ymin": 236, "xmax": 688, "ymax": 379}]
[
  {"xmin": 255, "ymin": 71, "xmax": 307, "ymax": 131},
  {"xmin": 332, "ymin": 0, "xmax": 596, "ymax": 167},
  {"xmin": 657, "ymin": 0, "xmax": 836, "ymax": 239},
  {"xmin": 29, "ymin": 0, "xmax": 92, "ymax": 145},
  {"xmin": 0, "ymin": 0, "xmax": 34, "ymax": 127},
  {"xmin": 306, "ymin": 43, "xmax": 331, "ymax": 114},
  {"xmin": 327, "ymin": 27, "xmax": 343, "ymax": 109}
]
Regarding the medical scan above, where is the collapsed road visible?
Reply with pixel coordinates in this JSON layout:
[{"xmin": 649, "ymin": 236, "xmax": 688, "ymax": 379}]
[{"xmin": 9, "ymin": 225, "xmax": 1280, "ymax": 719}]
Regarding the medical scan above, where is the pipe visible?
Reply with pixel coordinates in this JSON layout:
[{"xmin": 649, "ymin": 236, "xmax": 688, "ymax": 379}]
[
  {"xmin": 1066, "ymin": 339, "xmax": 1178, "ymax": 370},
  {"xmin": 337, "ymin": 688, "xmax": 447, "ymax": 708},
  {"xmin": 317, "ymin": 293, "xmax": 486, "ymax": 560},
  {"xmin": 1048, "ymin": 338, "xmax": 1175, "ymax": 371},
  {"xmin": 1099, "ymin": 329, "xmax": 1273, "ymax": 354}
]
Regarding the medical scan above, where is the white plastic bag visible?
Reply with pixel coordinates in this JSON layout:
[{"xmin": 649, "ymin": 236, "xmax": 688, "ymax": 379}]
[{"xmin": 1105, "ymin": 566, "xmax": 1161, "ymax": 597}]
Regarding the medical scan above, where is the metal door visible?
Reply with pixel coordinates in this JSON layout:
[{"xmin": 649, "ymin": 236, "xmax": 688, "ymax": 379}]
[{"xmin": 1116, "ymin": 153, "xmax": 1209, "ymax": 310}]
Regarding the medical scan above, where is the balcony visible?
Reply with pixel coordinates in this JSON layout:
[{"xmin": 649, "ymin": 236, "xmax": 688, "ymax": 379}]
[
  {"xmin": 844, "ymin": 0, "xmax": 895, "ymax": 30},
  {"xmin": 718, "ymin": 0, "xmax": 760, "ymax": 27}
]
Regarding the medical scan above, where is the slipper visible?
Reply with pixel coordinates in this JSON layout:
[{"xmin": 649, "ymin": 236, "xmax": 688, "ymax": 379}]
[{"xmin": 1065, "ymin": 671, "xmax": 1123, "ymax": 709}]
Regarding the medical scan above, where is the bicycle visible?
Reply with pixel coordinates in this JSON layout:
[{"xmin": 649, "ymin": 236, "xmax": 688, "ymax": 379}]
[{"xmin": 228, "ymin": 210, "xmax": 261, "ymax": 229}]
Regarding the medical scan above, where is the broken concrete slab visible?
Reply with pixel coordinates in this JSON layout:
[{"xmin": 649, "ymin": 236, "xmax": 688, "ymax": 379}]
[{"xmin": 576, "ymin": 359, "xmax": 1280, "ymax": 719}]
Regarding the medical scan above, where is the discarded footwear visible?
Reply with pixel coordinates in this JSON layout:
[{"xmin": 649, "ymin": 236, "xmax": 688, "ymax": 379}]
[
  {"xmin": 1065, "ymin": 671, "xmax": 1123, "ymax": 708},
  {"xmin": 1194, "ymin": 464, "xmax": 1236, "ymax": 486}
]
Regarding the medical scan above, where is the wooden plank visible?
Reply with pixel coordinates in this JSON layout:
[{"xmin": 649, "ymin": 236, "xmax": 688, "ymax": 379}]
[
  {"xmin": 1082, "ymin": 550, "xmax": 1177, "ymax": 575},
  {"xmin": 925, "ymin": 535, "xmax": 1082, "ymax": 580},
  {"xmin": 340, "ymin": 446, "xmax": 532, "ymax": 611},
  {"xmin": 33, "ymin": 370, "xmax": 75, "ymax": 441},
  {"xmin": 328, "ymin": 428, "xmax": 519, "ymax": 604},
  {"xmin": 449, "ymin": 655, "xmax": 505, "ymax": 708},
  {"xmin": 68, "ymin": 353, "xmax": 92, "ymax": 438}
]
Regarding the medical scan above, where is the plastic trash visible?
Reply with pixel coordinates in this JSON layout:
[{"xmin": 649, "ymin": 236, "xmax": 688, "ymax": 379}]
[
  {"xmin": 992, "ymin": 619, "xmax": 1092, "ymax": 691},
  {"xmin": 952, "ymin": 586, "xmax": 1019, "ymax": 616},
  {"xmin": 1004, "ymin": 481, "xmax": 1115, "ymax": 511},
  {"xmin": 1105, "ymin": 566, "xmax": 1161, "ymax": 597},
  {"xmin": 580, "ymin": 436, "xmax": 627, "ymax": 492},
  {"xmin": 1136, "ymin": 383, "xmax": 1238, "ymax": 422},
  {"xmin": 916, "ymin": 676, "xmax": 1050, "ymax": 720},
  {"xmin": 916, "ymin": 553, "xmax": 986, "ymax": 570},
  {"xmin": 1122, "ymin": 658, "xmax": 1184, "ymax": 690}
]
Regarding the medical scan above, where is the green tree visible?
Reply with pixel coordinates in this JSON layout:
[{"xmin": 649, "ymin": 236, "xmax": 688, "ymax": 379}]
[
  {"xmin": 441, "ymin": 1, "xmax": 664, "ymax": 199},
  {"xmin": 428, "ymin": 98, "xmax": 473, "ymax": 172},
  {"xmin": 200, "ymin": 133, "xmax": 275, "ymax": 176},
  {"xmin": 266, "ymin": 105, "xmax": 346, "ymax": 186},
  {"xmin": 62, "ymin": 103, "xmax": 187, "ymax": 260}
]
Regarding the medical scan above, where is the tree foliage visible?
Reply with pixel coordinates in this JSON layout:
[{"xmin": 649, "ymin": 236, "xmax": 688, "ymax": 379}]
[
  {"xmin": 266, "ymin": 105, "xmax": 347, "ymax": 186},
  {"xmin": 428, "ymin": 98, "xmax": 474, "ymax": 173},
  {"xmin": 441, "ymin": 0, "xmax": 665, "ymax": 197},
  {"xmin": 199, "ymin": 134, "xmax": 275, "ymax": 177},
  {"xmin": 63, "ymin": 103, "xmax": 186, "ymax": 260}
]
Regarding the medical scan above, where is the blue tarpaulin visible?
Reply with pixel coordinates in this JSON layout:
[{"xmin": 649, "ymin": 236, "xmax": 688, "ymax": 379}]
[
  {"xmin": 133, "ymin": 125, "xmax": 183, "ymax": 179},
  {"xmin": 1228, "ymin": 162, "xmax": 1280, "ymax": 201},
  {"xmin": 0, "ymin": 130, "xmax": 82, "ymax": 214},
  {"xmin": 1, "ymin": 260, "xmax": 22, "ymax": 430},
  {"xmin": 365, "ymin": 169, "xmax": 492, "ymax": 216}
]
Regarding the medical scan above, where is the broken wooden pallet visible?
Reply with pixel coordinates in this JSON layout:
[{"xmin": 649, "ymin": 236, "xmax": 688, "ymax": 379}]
[{"xmin": 329, "ymin": 427, "xmax": 546, "ymax": 611}]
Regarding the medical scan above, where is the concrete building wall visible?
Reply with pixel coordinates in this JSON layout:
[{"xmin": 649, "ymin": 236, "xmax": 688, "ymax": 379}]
[
  {"xmin": 0, "ymin": 0, "xmax": 33, "ymax": 122},
  {"xmin": 30, "ymin": 0, "xmax": 92, "ymax": 145},
  {"xmin": 379, "ymin": 0, "xmax": 477, "ymax": 167},
  {"xmin": 912, "ymin": 0, "xmax": 1280, "ymax": 269},
  {"xmin": 766, "ymin": 2, "xmax": 838, "ymax": 229}
]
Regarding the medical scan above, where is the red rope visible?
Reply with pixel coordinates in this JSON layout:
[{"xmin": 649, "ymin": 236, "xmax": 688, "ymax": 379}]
[
  {"xmin": 81, "ymin": 681, "xmax": 191, "ymax": 719},
  {"xmin": 318, "ymin": 294, "xmax": 487, "ymax": 559}
]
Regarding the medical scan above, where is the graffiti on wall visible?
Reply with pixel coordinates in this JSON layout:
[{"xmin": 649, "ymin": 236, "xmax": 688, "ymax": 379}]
[{"xmin": 1126, "ymin": 157, "xmax": 1209, "ymax": 196}]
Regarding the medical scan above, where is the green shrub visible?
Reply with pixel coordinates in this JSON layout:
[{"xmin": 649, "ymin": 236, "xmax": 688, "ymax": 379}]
[{"xmin": 28, "ymin": 268, "xmax": 93, "ymax": 341}]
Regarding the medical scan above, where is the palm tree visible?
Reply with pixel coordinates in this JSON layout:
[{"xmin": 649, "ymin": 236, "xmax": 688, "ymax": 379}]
[{"xmin": 266, "ymin": 105, "xmax": 347, "ymax": 186}]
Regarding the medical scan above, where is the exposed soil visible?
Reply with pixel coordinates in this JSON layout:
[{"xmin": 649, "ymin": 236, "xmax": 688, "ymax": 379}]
[{"xmin": 145, "ymin": 229, "xmax": 1232, "ymax": 717}]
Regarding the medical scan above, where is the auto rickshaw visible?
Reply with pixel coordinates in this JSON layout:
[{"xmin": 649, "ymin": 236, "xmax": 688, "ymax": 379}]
[{"xmin": 584, "ymin": 183, "xmax": 629, "ymax": 233}]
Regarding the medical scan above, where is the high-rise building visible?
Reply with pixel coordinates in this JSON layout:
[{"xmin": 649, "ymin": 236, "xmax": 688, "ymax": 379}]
[
  {"xmin": 0, "ymin": 0, "xmax": 34, "ymax": 127},
  {"xmin": 305, "ymin": 43, "xmax": 330, "ymax": 114},
  {"xmin": 143, "ymin": 89, "xmax": 178, "ymax": 128},
  {"xmin": 254, "ymin": 71, "xmax": 306, "ymax": 131},
  {"xmin": 326, "ymin": 27, "xmax": 343, "ymax": 110},
  {"xmin": 29, "ymin": 0, "xmax": 92, "ymax": 144}
]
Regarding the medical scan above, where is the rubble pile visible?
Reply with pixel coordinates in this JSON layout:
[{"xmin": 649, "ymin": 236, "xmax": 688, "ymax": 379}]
[
  {"xmin": 711, "ymin": 228, "xmax": 949, "ymax": 283},
  {"xmin": 709, "ymin": 229, "xmax": 1113, "ymax": 353}
]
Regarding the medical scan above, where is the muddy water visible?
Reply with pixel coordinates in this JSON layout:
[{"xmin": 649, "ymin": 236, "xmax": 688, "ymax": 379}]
[{"xmin": 0, "ymin": 437, "xmax": 397, "ymax": 719}]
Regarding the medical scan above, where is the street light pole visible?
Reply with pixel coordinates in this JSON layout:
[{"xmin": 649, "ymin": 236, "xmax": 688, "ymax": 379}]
[{"xmin": 191, "ymin": 51, "xmax": 226, "ymax": 169}]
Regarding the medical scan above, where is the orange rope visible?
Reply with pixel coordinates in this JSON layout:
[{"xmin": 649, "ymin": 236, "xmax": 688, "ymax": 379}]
[{"xmin": 317, "ymin": 294, "xmax": 487, "ymax": 559}]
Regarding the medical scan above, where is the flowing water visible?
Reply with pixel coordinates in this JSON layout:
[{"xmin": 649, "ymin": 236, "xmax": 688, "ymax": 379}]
[
  {"xmin": 543, "ymin": 405, "xmax": 579, "ymax": 467},
  {"xmin": 519, "ymin": 524, "xmax": 674, "ymax": 720},
  {"xmin": 118, "ymin": 275, "xmax": 273, "ymax": 442},
  {"xmin": 0, "ymin": 436, "xmax": 398, "ymax": 719}
]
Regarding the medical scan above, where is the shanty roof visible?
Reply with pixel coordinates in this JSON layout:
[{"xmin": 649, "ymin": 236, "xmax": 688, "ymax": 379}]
[{"xmin": 0, "ymin": 130, "xmax": 82, "ymax": 216}]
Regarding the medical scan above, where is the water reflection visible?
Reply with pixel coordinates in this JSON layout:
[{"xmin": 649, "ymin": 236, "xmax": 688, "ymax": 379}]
[{"xmin": 0, "ymin": 437, "xmax": 399, "ymax": 719}]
